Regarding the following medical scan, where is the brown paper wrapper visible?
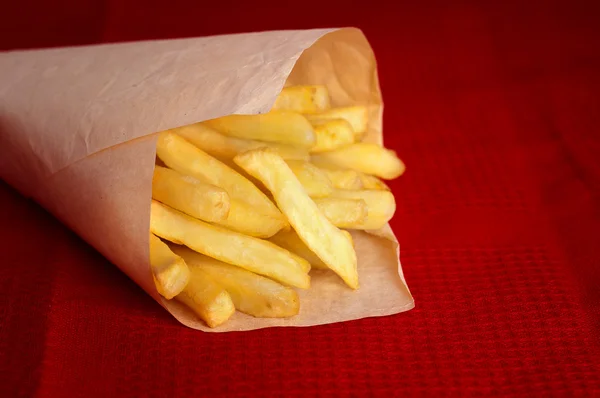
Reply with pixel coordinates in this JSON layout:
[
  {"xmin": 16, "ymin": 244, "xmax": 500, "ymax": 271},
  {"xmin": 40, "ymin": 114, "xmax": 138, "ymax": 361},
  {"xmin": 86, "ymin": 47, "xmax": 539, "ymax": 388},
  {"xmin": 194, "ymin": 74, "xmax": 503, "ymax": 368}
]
[{"xmin": 0, "ymin": 28, "xmax": 414, "ymax": 332}]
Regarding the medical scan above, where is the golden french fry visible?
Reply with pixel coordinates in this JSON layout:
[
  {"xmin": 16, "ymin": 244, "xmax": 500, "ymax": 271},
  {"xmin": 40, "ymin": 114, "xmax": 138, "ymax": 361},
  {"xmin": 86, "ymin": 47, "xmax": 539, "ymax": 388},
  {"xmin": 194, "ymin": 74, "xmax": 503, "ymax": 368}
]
[
  {"xmin": 155, "ymin": 131, "xmax": 285, "ymax": 222},
  {"xmin": 313, "ymin": 164, "xmax": 364, "ymax": 190},
  {"xmin": 304, "ymin": 106, "xmax": 368, "ymax": 137},
  {"xmin": 174, "ymin": 123, "xmax": 309, "ymax": 161},
  {"xmin": 329, "ymin": 189, "xmax": 396, "ymax": 230},
  {"xmin": 150, "ymin": 200, "xmax": 310, "ymax": 289},
  {"xmin": 269, "ymin": 230, "xmax": 328, "ymax": 270},
  {"xmin": 173, "ymin": 246, "xmax": 300, "ymax": 318},
  {"xmin": 204, "ymin": 111, "xmax": 316, "ymax": 148},
  {"xmin": 359, "ymin": 173, "xmax": 391, "ymax": 191},
  {"xmin": 313, "ymin": 197, "xmax": 368, "ymax": 228},
  {"xmin": 286, "ymin": 250, "xmax": 312, "ymax": 273},
  {"xmin": 175, "ymin": 265, "xmax": 235, "ymax": 328},
  {"xmin": 216, "ymin": 157, "xmax": 270, "ymax": 192},
  {"xmin": 285, "ymin": 160, "xmax": 333, "ymax": 198},
  {"xmin": 311, "ymin": 143, "xmax": 405, "ymax": 180},
  {"xmin": 214, "ymin": 198, "xmax": 287, "ymax": 238},
  {"xmin": 149, "ymin": 233, "xmax": 190, "ymax": 299},
  {"xmin": 234, "ymin": 148, "xmax": 358, "ymax": 289},
  {"xmin": 271, "ymin": 85, "xmax": 330, "ymax": 113},
  {"xmin": 310, "ymin": 119, "xmax": 355, "ymax": 152},
  {"xmin": 152, "ymin": 165, "xmax": 230, "ymax": 223}
]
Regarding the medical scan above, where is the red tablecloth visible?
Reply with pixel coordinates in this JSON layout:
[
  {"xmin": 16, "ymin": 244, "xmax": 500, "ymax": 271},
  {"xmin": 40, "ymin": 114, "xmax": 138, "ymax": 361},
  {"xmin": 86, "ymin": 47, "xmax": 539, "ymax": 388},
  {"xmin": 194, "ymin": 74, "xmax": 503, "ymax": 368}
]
[{"xmin": 2, "ymin": 1, "xmax": 599, "ymax": 396}]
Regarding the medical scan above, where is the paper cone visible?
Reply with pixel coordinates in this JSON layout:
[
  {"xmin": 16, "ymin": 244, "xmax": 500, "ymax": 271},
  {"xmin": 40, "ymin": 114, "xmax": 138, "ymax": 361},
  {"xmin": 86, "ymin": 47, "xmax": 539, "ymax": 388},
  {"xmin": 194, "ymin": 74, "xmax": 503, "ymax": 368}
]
[{"xmin": 0, "ymin": 28, "xmax": 414, "ymax": 332}]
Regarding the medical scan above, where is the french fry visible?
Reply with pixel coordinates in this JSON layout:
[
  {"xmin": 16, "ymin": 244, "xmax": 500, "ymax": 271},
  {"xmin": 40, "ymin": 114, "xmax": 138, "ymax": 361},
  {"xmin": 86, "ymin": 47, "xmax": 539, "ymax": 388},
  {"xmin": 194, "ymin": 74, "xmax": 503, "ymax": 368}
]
[
  {"xmin": 311, "ymin": 143, "xmax": 405, "ymax": 180},
  {"xmin": 313, "ymin": 197, "xmax": 368, "ymax": 228},
  {"xmin": 155, "ymin": 131, "xmax": 285, "ymax": 223},
  {"xmin": 173, "ymin": 123, "xmax": 309, "ymax": 161},
  {"xmin": 149, "ymin": 233, "xmax": 190, "ymax": 299},
  {"xmin": 329, "ymin": 189, "xmax": 396, "ymax": 230},
  {"xmin": 285, "ymin": 160, "xmax": 333, "ymax": 198},
  {"xmin": 310, "ymin": 119, "xmax": 355, "ymax": 153},
  {"xmin": 156, "ymin": 154, "xmax": 282, "ymax": 238},
  {"xmin": 204, "ymin": 111, "xmax": 316, "ymax": 148},
  {"xmin": 304, "ymin": 106, "xmax": 368, "ymax": 137},
  {"xmin": 150, "ymin": 200, "xmax": 310, "ymax": 289},
  {"xmin": 175, "ymin": 265, "xmax": 235, "ymax": 328},
  {"xmin": 215, "ymin": 157, "xmax": 271, "ymax": 193},
  {"xmin": 215, "ymin": 199, "xmax": 287, "ymax": 238},
  {"xmin": 313, "ymin": 164, "xmax": 364, "ymax": 190},
  {"xmin": 148, "ymin": 81, "xmax": 406, "ymax": 327},
  {"xmin": 234, "ymin": 148, "xmax": 359, "ymax": 289},
  {"xmin": 286, "ymin": 250, "xmax": 312, "ymax": 273},
  {"xmin": 271, "ymin": 85, "xmax": 330, "ymax": 113},
  {"xmin": 269, "ymin": 230, "xmax": 328, "ymax": 270},
  {"xmin": 359, "ymin": 173, "xmax": 391, "ymax": 191},
  {"xmin": 173, "ymin": 246, "xmax": 300, "ymax": 318},
  {"xmin": 152, "ymin": 165, "xmax": 230, "ymax": 223}
]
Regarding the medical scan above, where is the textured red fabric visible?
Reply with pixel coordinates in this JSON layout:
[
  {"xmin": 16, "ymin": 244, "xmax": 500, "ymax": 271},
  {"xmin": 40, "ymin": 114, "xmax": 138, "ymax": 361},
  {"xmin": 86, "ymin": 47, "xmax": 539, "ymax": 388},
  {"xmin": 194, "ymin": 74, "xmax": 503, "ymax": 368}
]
[{"xmin": 1, "ymin": 1, "xmax": 600, "ymax": 396}]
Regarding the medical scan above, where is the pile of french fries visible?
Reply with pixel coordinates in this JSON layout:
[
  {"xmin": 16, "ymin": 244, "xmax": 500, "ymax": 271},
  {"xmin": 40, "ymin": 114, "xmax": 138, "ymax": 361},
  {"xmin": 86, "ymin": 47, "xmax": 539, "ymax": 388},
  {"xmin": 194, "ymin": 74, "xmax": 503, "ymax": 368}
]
[{"xmin": 149, "ymin": 85, "xmax": 405, "ymax": 328}]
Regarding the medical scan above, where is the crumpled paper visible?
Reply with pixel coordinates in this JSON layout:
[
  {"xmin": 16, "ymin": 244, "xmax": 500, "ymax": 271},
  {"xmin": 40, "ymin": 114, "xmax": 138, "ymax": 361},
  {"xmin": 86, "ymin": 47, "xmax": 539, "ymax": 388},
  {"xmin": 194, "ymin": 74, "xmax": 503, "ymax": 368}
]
[{"xmin": 0, "ymin": 27, "xmax": 414, "ymax": 332}]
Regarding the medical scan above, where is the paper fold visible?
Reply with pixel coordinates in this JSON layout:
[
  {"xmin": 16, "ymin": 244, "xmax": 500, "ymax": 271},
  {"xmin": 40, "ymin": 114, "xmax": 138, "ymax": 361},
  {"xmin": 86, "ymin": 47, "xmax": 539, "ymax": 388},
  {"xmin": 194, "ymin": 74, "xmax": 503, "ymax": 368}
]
[{"xmin": 0, "ymin": 28, "xmax": 414, "ymax": 332}]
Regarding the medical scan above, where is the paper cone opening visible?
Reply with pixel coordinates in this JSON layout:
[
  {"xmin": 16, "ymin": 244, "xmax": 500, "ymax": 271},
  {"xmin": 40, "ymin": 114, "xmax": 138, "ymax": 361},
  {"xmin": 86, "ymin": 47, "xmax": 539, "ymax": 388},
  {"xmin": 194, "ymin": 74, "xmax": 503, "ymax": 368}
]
[{"xmin": 0, "ymin": 28, "xmax": 414, "ymax": 332}]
